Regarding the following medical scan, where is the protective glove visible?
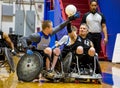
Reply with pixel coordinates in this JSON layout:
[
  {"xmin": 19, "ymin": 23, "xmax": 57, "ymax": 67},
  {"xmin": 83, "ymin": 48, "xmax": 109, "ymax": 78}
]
[
  {"xmin": 11, "ymin": 49, "xmax": 17, "ymax": 55},
  {"xmin": 68, "ymin": 12, "xmax": 80, "ymax": 21},
  {"xmin": 26, "ymin": 49, "xmax": 33, "ymax": 55}
]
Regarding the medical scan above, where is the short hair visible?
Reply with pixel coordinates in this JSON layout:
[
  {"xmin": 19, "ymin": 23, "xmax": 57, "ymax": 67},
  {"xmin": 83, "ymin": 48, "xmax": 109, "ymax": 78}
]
[
  {"xmin": 71, "ymin": 26, "xmax": 78, "ymax": 31},
  {"xmin": 42, "ymin": 20, "xmax": 52, "ymax": 30},
  {"xmin": 80, "ymin": 23, "xmax": 89, "ymax": 30},
  {"xmin": 90, "ymin": 0, "xmax": 98, "ymax": 4}
]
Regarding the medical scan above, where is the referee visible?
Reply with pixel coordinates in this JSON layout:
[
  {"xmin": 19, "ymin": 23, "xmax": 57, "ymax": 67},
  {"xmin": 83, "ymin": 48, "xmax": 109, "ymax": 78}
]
[{"xmin": 81, "ymin": 0, "xmax": 108, "ymax": 54}]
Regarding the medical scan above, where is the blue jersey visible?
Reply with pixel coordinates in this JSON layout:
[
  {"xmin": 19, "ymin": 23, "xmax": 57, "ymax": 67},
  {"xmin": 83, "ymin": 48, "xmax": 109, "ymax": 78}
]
[{"xmin": 32, "ymin": 32, "xmax": 51, "ymax": 50}]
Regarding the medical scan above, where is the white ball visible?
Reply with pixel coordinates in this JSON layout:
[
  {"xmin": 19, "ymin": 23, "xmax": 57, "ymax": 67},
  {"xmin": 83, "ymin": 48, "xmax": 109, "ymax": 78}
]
[{"xmin": 65, "ymin": 4, "xmax": 77, "ymax": 17}]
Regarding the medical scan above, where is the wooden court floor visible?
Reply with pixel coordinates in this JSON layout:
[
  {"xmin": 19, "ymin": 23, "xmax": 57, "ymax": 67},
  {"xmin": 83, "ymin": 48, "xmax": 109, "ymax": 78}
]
[{"xmin": 0, "ymin": 56, "xmax": 120, "ymax": 88}]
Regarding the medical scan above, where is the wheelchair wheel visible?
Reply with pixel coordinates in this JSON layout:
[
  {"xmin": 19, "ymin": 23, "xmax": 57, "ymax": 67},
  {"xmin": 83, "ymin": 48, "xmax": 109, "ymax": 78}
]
[
  {"xmin": 17, "ymin": 51, "xmax": 43, "ymax": 82},
  {"xmin": 4, "ymin": 47, "xmax": 15, "ymax": 72},
  {"xmin": 94, "ymin": 55, "xmax": 102, "ymax": 74},
  {"xmin": 63, "ymin": 52, "xmax": 72, "ymax": 73}
]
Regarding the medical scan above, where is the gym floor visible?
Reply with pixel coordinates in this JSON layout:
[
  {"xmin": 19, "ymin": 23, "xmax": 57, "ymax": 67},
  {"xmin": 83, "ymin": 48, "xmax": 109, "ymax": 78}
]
[{"xmin": 0, "ymin": 56, "xmax": 120, "ymax": 88}]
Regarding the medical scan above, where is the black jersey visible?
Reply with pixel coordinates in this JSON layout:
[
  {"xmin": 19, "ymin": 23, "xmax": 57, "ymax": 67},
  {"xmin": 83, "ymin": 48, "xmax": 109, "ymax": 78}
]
[
  {"xmin": 62, "ymin": 36, "xmax": 82, "ymax": 58},
  {"xmin": 79, "ymin": 36, "xmax": 92, "ymax": 54},
  {"xmin": 70, "ymin": 36, "xmax": 82, "ymax": 51},
  {"xmin": 65, "ymin": 36, "xmax": 82, "ymax": 51}
]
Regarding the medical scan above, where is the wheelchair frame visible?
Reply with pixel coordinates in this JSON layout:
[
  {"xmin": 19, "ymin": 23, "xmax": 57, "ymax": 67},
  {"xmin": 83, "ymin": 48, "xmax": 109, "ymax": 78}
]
[
  {"xmin": 66, "ymin": 53, "xmax": 102, "ymax": 83},
  {"xmin": 16, "ymin": 50, "xmax": 102, "ymax": 83},
  {"xmin": 0, "ymin": 47, "xmax": 15, "ymax": 72}
]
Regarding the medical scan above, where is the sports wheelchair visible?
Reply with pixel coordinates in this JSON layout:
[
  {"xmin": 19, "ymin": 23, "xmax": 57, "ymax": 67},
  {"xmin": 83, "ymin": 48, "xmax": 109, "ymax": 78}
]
[
  {"xmin": 65, "ymin": 52, "xmax": 102, "ymax": 83},
  {"xmin": 0, "ymin": 47, "xmax": 15, "ymax": 72},
  {"xmin": 16, "ymin": 48, "xmax": 102, "ymax": 83},
  {"xmin": 16, "ymin": 49, "xmax": 72, "ymax": 82}
]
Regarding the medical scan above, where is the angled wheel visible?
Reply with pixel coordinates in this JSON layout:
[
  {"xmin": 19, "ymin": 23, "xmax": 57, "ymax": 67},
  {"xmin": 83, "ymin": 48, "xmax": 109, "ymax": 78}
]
[
  {"xmin": 94, "ymin": 55, "xmax": 102, "ymax": 74},
  {"xmin": 63, "ymin": 52, "xmax": 72, "ymax": 73},
  {"xmin": 17, "ymin": 51, "xmax": 43, "ymax": 82},
  {"xmin": 4, "ymin": 47, "xmax": 15, "ymax": 72}
]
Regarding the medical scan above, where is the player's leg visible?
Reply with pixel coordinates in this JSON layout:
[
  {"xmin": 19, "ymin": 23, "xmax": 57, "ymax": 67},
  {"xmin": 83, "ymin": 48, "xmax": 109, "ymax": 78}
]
[
  {"xmin": 51, "ymin": 47, "xmax": 61, "ymax": 70},
  {"xmin": 88, "ymin": 47, "xmax": 102, "ymax": 74},
  {"xmin": 88, "ymin": 47, "xmax": 96, "ymax": 57},
  {"xmin": 44, "ymin": 47, "xmax": 52, "ymax": 70}
]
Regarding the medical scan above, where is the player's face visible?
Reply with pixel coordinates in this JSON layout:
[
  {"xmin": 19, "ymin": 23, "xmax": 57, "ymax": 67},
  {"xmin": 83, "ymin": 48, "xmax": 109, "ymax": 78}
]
[
  {"xmin": 90, "ymin": 1, "xmax": 97, "ymax": 13},
  {"xmin": 79, "ymin": 25, "xmax": 88, "ymax": 36}
]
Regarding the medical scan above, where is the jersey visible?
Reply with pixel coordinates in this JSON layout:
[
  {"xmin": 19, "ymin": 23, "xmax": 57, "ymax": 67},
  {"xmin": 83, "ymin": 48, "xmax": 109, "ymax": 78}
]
[
  {"xmin": 60, "ymin": 35, "xmax": 82, "ymax": 52},
  {"xmin": 79, "ymin": 36, "xmax": 92, "ymax": 54},
  {"xmin": 32, "ymin": 32, "xmax": 51, "ymax": 50},
  {"xmin": 59, "ymin": 35, "xmax": 92, "ymax": 55},
  {"xmin": 59, "ymin": 35, "xmax": 82, "ymax": 58},
  {"xmin": 81, "ymin": 12, "xmax": 106, "ymax": 33}
]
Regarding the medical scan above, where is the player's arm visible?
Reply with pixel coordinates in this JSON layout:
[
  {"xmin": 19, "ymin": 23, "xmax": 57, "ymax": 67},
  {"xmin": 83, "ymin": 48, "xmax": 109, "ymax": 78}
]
[
  {"xmin": 51, "ymin": 35, "xmax": 69, "ymax": 49},
  {"xmin": 90, "ymin": 41, "xmax": 94, "ymax": 47},
  {"xmin": 81, "ymin": 13, "xmax": 88, "ymax": 24},
  {"xmin": 20, "ymin": 33, "xmax": 40, "ymax": 49},
  {"xmin": 57, "ymin": 35, "xmax": 69, "ymax": 46},
  {"xmin": 67, "ymin": 22, "xmax": 72, "ymax": 34},
  {"xmin": 3, "ymin": 32, "xmax": 14, "ymax": 50},
  {"xmin": 52, "ymin": 12, "xmax": 80, "ymax": 35},
  {"xmin": 101, "ymin": 13, "xmax": 108, "ymax": 44},
  {"xmin": 102, "ymin": 23, "xmax": 108, "ymax": 44}
]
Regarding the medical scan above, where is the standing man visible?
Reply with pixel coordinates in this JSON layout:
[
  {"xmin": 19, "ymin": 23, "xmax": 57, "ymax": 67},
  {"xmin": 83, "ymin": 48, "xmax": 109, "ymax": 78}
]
[{"xmin": 81, "ymin": 0, "xmax": 108, "ymax": 54}]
